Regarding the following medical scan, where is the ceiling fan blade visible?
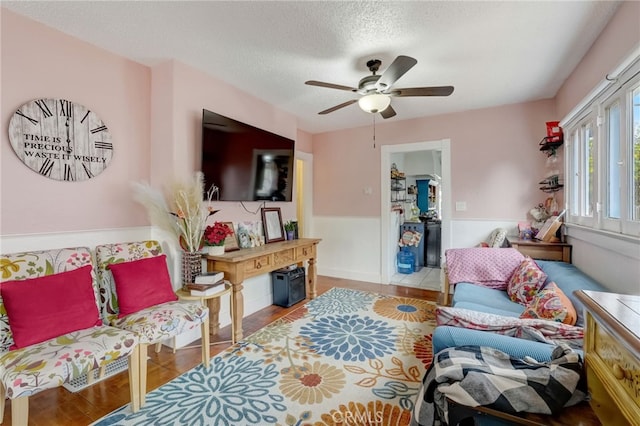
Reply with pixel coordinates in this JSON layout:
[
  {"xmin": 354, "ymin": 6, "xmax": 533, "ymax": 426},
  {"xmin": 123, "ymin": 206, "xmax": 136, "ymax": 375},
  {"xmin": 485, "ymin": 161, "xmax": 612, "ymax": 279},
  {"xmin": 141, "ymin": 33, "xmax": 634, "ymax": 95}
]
[
  {"xmin": 375, "ymin": 55, "xmax": 417, "ymax": 91},
  {"xmin": 318, "ymin": 99, "xmax": 358, "ymax": 115},
  {"xmin": 390, "ymin": 86, "xmax": 455, "ymax": 97},
  {"xmin": 305, "ymin": 80, "xmax": 357, "ymax": 92},
  {"xmin": 380, "ymin": 105, "xmax": 396, "ymax": 119}
]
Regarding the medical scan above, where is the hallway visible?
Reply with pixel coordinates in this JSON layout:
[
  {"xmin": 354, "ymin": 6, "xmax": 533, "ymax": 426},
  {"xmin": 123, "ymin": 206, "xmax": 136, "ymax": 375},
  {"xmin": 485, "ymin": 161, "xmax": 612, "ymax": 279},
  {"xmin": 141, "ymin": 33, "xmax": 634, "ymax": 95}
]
[{"xmin": 390, "ymin": 266, "xmax": 442, "ymax": 292}]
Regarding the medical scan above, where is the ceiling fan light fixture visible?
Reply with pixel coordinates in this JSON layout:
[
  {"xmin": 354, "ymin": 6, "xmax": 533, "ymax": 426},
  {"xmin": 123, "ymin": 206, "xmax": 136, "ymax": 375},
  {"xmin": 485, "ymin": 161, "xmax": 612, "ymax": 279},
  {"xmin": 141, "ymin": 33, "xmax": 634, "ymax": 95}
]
[{"xmin": 358, "ymin": 94, "xmax": 391, "ymax": 113}]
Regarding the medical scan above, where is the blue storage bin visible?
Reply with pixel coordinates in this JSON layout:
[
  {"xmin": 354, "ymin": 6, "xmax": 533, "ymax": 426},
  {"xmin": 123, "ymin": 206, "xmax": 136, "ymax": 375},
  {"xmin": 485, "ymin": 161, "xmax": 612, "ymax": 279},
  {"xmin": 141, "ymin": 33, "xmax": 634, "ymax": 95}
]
[{"xmin": 397, "ymin": 247, "xmax": 414, "ymax": 274}]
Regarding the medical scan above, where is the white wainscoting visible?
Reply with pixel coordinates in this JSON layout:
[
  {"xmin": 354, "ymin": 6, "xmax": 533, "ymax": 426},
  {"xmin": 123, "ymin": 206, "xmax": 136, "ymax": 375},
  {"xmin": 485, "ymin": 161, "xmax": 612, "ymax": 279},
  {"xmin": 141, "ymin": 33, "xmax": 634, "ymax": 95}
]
[
  {"xmin": 449, "ymin": 219, "xmax": 521, "ymax": 248},
  {"xmin": 313, "ymin": 216, "xmax": 521, "ymax": 284},
  {"xmin": 313, "ymin": 216, "xmax": 382, "ymax": 283}
]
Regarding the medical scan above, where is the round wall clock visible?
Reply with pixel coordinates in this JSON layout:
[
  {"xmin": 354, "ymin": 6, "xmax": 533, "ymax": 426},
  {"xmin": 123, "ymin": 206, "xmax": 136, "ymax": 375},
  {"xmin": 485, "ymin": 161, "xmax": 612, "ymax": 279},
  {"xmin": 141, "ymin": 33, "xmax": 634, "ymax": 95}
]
[{"xmin": 8, "ymin": 98, "xmax": 113, "ymax": 181}]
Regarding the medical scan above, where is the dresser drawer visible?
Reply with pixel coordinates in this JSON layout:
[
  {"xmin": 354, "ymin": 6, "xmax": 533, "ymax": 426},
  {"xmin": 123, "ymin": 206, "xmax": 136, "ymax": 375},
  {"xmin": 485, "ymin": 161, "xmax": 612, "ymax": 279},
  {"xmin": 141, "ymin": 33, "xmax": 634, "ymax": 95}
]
[
  {"xmin": 295, "ymin": 244, "xmax": 315, "ymax": 261},
  {"xmin": 245, "ymin": 255, "xmax": 273, "ymax": 273},
  {"xmin": 273, "ymin": 248, "xmax": 295, "ymax": 268},
  {"xmin": 592, "ymin": 317, "xmax": 640, "ymax": 407}
]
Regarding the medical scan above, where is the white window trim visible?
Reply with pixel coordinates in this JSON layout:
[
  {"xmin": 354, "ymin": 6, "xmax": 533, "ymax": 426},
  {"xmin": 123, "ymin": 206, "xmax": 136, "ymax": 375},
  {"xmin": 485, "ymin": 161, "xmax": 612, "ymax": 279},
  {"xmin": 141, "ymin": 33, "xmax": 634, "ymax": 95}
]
[{"xmin": 561, "ymin": 44, "xmax": 640, "ymax": 241}]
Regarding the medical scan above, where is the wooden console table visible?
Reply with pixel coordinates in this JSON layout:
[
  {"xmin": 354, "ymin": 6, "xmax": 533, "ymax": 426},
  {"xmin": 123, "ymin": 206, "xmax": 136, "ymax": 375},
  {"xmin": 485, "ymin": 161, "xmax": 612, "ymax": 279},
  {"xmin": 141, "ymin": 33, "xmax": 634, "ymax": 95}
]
[
  {"xmin": 205, "ymin": 238, "xmax": 321, "ymax": 341},
  {"xmin": 510, "ymin": 238, "xmax": 572, "ymax": 263}
]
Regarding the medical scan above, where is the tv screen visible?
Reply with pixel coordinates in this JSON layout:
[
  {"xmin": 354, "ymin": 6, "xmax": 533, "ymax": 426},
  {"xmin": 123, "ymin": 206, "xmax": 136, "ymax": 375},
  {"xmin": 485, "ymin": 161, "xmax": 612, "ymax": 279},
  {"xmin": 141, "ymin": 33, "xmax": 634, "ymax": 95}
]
[{"xmin": 201, "ymin": 109, "xmax": 295, "ymax": 202}]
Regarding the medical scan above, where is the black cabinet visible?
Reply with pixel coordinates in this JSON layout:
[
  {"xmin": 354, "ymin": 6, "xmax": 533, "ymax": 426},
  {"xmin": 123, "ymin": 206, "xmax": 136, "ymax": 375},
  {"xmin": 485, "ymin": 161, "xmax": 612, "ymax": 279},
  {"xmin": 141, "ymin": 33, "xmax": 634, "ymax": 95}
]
[
  {"xmin": 271, "ymin": 267, "xmax": 306, "ymax": 307},
  {"xmin": 425, "ymin": 222, "xmax": 441, "ymax": 267}
]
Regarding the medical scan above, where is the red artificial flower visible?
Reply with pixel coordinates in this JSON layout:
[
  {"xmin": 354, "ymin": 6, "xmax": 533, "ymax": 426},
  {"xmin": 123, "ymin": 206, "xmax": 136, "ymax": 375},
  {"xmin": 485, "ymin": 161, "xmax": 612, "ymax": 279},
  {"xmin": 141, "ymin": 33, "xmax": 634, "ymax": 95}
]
[{"xmin": 204, "ymin": 222, "xmax": 233, "ymax": 246}]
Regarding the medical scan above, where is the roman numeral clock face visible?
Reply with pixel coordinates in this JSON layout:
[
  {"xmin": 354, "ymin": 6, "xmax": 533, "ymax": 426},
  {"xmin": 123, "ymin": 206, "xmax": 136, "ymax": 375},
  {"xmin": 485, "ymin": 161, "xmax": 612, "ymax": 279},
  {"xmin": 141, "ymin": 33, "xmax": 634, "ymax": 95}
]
[{"xmin": 8, "ymin": 98, "xmax": 113, "ymax": 181}]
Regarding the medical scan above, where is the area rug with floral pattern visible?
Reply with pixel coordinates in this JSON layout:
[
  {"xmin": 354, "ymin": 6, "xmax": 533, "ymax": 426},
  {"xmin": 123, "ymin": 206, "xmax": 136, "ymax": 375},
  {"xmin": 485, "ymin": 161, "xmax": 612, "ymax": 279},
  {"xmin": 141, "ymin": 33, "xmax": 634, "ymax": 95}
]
[{"xmin": 93, "ymin": 287, "xmax": 436, "ymax": 426}]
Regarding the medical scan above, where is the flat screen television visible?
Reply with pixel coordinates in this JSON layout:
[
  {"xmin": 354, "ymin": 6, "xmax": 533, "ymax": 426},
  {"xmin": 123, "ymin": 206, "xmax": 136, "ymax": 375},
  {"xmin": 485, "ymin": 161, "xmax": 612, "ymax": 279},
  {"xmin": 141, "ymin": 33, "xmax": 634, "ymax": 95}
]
[{"xmin": 201, "ymin": 109, "xmax": 295, "ymax": 202}]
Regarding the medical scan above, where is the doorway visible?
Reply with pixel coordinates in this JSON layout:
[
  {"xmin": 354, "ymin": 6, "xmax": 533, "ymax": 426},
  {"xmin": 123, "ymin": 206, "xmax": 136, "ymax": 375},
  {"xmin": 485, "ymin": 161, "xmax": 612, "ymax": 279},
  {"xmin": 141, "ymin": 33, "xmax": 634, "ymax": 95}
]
[{"xmin": 380, "ymin": 139, "xmax": 452, "ymax": 287}]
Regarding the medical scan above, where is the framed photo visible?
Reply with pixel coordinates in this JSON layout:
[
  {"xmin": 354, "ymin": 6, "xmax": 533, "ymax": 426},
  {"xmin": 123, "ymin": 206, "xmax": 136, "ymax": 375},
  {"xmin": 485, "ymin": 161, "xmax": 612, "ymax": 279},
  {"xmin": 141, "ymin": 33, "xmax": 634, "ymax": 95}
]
[
  {"xmin": 223, "ymin": 222, "xmax": 239, "ymax": 252},
  {"xmin": 261, "ymin": 207, "xmax": 284, "ymax": 243}
]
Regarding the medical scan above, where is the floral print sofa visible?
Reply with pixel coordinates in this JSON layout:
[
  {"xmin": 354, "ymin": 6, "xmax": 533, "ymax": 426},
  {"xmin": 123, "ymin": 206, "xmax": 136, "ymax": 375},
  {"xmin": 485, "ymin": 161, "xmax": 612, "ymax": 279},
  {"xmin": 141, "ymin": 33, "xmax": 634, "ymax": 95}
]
[{"xmin": 0, "ymin": 246, "xmax": 141, "ymax": 426}]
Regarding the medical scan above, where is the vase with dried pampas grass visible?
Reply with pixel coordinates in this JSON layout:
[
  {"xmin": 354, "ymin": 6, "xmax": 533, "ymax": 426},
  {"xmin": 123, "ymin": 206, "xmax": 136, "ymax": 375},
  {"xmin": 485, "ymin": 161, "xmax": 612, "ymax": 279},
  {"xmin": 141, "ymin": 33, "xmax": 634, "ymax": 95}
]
[{"xmin": 132, "ymin": 171, "xmax": 219, "ymax": 253}]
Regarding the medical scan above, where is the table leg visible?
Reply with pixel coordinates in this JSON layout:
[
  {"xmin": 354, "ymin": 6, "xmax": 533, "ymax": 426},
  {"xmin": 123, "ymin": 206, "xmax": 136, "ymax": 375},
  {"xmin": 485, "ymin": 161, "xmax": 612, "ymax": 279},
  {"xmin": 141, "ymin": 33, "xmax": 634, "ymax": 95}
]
[
  {"xmin": 231, "ymin": 280, "xmax": 244, "ymax": 341},
  {"xmin": 308, "ymin": 257, "xmax": 317, "ymax": 299},
  {"xmin": 207, "ymin": 297, "xmax": 221, "ymax": 336}
]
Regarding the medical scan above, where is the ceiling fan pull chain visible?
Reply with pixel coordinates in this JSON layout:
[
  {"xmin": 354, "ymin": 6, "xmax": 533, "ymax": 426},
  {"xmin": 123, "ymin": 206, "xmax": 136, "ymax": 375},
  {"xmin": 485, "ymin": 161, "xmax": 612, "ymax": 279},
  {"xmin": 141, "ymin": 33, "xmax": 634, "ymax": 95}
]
[{"xmin": 373, "ymin": 114, "xmax": 376, "ymax": 148}]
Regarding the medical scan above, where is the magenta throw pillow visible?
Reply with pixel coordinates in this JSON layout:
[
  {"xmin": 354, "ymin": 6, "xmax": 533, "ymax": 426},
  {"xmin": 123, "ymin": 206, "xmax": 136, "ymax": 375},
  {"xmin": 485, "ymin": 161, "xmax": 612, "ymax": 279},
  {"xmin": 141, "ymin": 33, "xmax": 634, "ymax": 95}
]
[
  {"xmin": 1, "ymin": 265, "xmax": 102, "ymax": 349},
  {"xmin": 108, "ymin": 255, "xmax": 178, "ymax": 318},
  {"xmin": 506, "ymin": 257, "xmax": 548, "ymax": 305}
]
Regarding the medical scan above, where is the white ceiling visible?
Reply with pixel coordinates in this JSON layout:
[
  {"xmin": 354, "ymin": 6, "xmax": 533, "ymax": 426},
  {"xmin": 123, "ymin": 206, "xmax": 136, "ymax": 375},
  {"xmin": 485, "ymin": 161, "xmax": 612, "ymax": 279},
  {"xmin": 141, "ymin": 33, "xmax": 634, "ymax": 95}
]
[{"xmin": 3, "ymin": 1, "xmax": 622, "ymax": 134}]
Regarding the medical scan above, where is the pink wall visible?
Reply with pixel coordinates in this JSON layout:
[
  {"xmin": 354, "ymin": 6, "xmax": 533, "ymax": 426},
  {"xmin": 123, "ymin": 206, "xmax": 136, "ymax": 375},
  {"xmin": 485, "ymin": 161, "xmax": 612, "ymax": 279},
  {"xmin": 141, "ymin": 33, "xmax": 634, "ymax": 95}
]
[
  {"xmin": 2, "ymin": 2, "xmax": 636, "ymax": 237},
  {"xmin": 1, "ymin": 10, "xmax": 301, "ymax": 238},
  {"xmin": 313, "ymin": 100, "xmax": 557, "ymax": 219},
  {"xmin": 149, "ymin": 60, "xmax": 299, "ymax": 224},
  {"xmin": 556, "ymin": 1, "xmax": 640, "ymax": 119},
  {"xmin": 296, "ymin": 129, "xmax": 313, "ymax": 153},
  {"xmin": 1, "ymin": 10, "xmax": 151, "ymax": 235}
]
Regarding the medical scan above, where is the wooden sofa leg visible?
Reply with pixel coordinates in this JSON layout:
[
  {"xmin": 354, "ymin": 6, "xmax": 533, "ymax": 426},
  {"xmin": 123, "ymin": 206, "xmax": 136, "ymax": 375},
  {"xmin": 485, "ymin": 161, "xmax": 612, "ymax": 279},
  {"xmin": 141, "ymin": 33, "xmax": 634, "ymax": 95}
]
[
  {"xmin": 11, "ymin": 397, "xmax": 28, "ymax": 426},
  {"xmin": 0, "ymin": 382, "xmax": 5, "ymax": 422},
  {"xmin": 128, "ymin": 345, "xmax": 141, "ymax": 412},
  {"xmin": 139, "ymin": 343, "xmax": 149, "ymax": 407},
  {"xmin": 155, "ymin": 342, "xmax": 162, "ymax": 353},
  {"xmin": 201, "ymin": 318, "xmax": 210, "ymax": 368}
]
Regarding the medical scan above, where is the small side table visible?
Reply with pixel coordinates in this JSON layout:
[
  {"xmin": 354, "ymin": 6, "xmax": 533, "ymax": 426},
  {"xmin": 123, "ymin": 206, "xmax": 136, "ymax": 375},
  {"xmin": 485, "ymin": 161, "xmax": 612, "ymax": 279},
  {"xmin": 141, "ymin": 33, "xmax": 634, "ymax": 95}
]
[
  {"xmin": 176, "ymin": 283, "xmax": 235, "ymax": 346},
  {"xmin": 510, "ymin": 238, "xmax": 572, "ymax": 263}
]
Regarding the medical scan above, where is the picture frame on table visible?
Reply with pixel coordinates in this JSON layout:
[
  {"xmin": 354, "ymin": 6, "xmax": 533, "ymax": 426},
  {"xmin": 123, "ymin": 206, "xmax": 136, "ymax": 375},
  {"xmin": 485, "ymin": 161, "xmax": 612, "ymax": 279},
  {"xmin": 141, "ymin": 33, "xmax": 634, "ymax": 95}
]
[
  {"xmin": 223, "ymin": 222, "xmax": 240, "ymax": 252},
  {"xmin": 261, "ymin": 207, "xmax": 285, "ymax": 243}
]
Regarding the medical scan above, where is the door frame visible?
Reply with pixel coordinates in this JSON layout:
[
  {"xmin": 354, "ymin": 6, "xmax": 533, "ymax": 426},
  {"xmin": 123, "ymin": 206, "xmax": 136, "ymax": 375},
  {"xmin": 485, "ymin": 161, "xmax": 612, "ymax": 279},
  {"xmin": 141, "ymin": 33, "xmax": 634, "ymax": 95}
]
[
  {"xmin": 295, "ymin": 151, "xmax": 313, "ymax": 238},
  {"xmin": 380, "ymin": 139, "xmax": 452, "ymax": 283}
]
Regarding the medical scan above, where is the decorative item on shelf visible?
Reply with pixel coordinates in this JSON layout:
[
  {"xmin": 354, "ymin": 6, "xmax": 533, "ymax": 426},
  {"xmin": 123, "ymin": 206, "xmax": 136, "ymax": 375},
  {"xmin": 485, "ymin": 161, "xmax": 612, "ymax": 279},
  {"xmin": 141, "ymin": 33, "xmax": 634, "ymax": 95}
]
[
  {"xmin": 262, "ymin": 207, "xmax": 285, "ymax": 243},
  {"xmin": 390, "ymin": 163, "xmax": 405, "ymax": 179},
  {"xmin": 221, "ymin": 221, "xmax": 240, "ymax": 252},
  {"xmin": 284, "ymin": 220, "xmax": 296, "ymax": 240},
  {"xmin": 131, "ymin": 171, "xmax": 219, "ymax": 286},
  {"xmin": 203, "ymin": 222, "xmax": 233, "ymax": 255},
  {"xmin": 535, "ymin": 210, "xmax": 566, "ymax": 242},
  {"xmin": 529, "ymin": 203, "xmax": 551, "ymax": 231},
  {"xmin": 539, "ymin": 121, "xmax": 564, "ymax": 156},
  {"xmin": 237, "ymin": 221, "xmax": 264, "ymax": 248},
  {"xmin": 181, "ymin": 251, "xmax": 202, "ymax": 290}
]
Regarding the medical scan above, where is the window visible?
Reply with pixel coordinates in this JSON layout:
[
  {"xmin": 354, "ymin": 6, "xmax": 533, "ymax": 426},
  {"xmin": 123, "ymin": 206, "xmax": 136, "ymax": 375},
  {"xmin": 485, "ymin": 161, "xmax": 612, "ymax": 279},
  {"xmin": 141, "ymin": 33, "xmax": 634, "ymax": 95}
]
[{"xmin": 563, "ymin": 55, "xmax": 640, "ymax": 237}]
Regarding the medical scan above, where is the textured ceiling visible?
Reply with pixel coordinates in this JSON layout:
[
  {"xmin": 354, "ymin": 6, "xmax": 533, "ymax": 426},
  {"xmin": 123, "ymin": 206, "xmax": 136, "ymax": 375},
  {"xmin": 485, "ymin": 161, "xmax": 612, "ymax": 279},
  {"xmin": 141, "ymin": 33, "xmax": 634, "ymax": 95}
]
[{"xmin": 3, "ymin": 1, "xmax": 621, "ymax": 134}]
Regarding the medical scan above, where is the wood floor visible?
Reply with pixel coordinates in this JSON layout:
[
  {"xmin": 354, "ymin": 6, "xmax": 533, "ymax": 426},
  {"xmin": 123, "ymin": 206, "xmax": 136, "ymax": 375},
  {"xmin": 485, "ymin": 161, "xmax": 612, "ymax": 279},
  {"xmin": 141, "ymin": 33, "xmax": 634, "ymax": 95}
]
[{"xmin": 4, "ymin": 276, "xmax": 440, "ymax": 426}]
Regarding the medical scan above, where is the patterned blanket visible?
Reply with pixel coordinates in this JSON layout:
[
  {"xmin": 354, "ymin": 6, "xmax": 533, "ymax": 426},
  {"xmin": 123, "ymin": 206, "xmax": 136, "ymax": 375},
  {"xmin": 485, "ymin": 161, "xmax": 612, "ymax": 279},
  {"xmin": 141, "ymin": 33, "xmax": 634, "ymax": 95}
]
[
  {"xmin": 411, "ymin": 344, "xmax": 586, "ymax": 426},
  {"xmin": 436, "ymin": 306, "xmax": 584, "ymax": 349},
  {"xmin": 445, "ymin": 248, "xmax": 525, "ymax": 290}
]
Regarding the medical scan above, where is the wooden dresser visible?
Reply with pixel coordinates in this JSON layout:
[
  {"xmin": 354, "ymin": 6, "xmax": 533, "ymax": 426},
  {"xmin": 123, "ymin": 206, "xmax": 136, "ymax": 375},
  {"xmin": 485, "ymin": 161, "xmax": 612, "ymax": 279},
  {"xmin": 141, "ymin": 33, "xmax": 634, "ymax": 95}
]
[{"xmin": 575, "ymin": 290, "xmax": 640, "ymax": 426}]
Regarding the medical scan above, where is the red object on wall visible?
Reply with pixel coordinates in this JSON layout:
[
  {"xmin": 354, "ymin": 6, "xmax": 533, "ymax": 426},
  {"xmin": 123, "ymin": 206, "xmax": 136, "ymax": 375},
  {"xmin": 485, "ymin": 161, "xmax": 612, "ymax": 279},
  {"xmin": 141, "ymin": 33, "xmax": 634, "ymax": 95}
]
[{"xmin": 546, "ymin": 121, "xmax": 563, "ymax": 142}]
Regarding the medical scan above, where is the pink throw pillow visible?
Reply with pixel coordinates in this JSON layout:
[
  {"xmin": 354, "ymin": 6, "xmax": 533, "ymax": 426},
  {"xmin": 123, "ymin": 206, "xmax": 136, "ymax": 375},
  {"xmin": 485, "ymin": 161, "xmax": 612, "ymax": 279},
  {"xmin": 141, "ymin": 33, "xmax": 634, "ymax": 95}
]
[
  {"xmin": 1, "ymin": 265, "xmax": 102, "ymax": 349},
  {"xmin": 108, "ymin": 255, "xmax": 178, "ymax": 318},
  {"xmin": 507, "ymin": 257, "xmax": 547, "ymax": 305},
  {"xmin": 520, "ymin": 282, "xmax": 577, "ymax": 325}
]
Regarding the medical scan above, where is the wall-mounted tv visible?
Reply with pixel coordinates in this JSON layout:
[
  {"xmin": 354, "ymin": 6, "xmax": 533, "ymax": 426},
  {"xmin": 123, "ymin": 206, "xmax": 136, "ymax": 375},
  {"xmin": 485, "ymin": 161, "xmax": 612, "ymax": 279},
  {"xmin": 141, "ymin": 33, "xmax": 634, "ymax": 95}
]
[{"xmin": 201, "ymin": 109, "xmax": 295, "ymax": 202}]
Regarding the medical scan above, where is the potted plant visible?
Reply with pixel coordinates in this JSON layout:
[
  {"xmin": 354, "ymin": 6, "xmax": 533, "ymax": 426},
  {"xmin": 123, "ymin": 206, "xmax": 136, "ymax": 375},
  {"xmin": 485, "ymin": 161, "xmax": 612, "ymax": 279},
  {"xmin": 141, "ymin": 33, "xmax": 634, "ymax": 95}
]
[
  {"xmin": 284, "ymin": 220, "xmax": 296, "ymax": 240},
  {"xmin": 203, "ymin": 222, "xmax": 233, "ymax": 255}
]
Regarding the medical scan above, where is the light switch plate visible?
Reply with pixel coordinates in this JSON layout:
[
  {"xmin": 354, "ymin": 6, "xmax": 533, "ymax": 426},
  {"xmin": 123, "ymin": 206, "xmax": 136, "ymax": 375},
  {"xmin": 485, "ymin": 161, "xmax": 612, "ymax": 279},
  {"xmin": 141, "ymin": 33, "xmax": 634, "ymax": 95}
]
[{"xmin": 455, "ymin": 201, "xmax": 467, "ymax": 211}]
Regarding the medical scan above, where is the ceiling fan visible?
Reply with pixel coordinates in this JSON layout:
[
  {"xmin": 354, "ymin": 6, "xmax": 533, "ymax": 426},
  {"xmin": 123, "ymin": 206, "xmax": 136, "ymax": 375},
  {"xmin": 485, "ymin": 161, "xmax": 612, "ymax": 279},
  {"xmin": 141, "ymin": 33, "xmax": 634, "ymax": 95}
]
[{"xmin": 305, "ymin": 55, "xmax": 454, "ymax": 119}]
